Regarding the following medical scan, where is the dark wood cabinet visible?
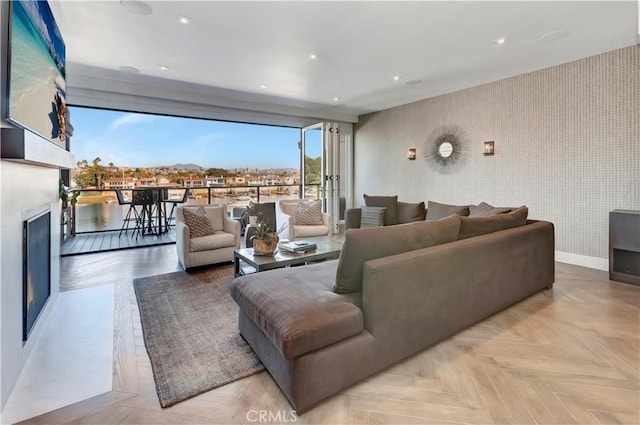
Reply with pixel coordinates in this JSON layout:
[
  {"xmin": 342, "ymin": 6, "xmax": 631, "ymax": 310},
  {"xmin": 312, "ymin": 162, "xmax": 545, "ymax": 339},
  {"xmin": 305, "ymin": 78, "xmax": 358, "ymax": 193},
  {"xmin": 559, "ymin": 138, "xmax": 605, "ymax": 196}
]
[{"xmin": 609, "ymin": 210, "xmax": 640, "ymax": 285}]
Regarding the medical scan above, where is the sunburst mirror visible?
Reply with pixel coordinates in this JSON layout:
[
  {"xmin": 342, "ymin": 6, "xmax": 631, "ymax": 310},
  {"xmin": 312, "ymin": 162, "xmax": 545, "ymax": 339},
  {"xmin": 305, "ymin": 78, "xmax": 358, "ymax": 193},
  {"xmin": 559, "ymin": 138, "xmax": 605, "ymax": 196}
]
[{"xmin": 424, "ymin": 125, "xmax": 469, "ymax": 171}]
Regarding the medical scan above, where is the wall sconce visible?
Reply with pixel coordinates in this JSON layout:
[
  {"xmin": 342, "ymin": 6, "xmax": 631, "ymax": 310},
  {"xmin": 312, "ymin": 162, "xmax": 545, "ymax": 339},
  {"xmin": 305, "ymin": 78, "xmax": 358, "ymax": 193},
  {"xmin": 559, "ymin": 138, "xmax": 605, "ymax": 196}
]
[
  {"xmin": 483, "ymin": 141, "xmax": 495, "ymax": 156},
  {"xmin": 407, "ymin": 148, "xmax": 417, "ymax": 160}
]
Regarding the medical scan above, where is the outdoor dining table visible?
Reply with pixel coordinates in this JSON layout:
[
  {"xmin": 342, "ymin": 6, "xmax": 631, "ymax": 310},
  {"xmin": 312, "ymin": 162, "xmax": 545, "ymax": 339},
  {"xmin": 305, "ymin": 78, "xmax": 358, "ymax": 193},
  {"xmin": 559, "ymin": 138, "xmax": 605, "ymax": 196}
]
[{"xmin": 131, "ymin": 186, "xmax": 181, "ymax": 235}]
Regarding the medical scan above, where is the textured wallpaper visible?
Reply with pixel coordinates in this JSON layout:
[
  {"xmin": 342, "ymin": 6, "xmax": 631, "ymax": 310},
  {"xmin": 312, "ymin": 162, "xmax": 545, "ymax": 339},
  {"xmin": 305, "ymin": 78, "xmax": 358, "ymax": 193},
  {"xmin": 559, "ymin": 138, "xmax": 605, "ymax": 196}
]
[{"xmin": 354, "ymin": 45, "xmax": 639, "ymax": 260}]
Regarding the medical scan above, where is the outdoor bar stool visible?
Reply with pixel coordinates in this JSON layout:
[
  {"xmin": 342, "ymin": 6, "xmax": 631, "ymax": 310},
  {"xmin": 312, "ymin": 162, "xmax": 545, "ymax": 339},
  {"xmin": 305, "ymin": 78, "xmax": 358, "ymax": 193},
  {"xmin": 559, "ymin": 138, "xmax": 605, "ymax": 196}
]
[
  {"xmin": 166, "ymin": 188, "xmax": 189, "ymax": 230},
  {"xmin": 116, "ymin": 189, "xmax": 140, "ymax": 236},
  {"xmin": 132, "ymin": 189, "xmax": 156, "ymax": 238}
]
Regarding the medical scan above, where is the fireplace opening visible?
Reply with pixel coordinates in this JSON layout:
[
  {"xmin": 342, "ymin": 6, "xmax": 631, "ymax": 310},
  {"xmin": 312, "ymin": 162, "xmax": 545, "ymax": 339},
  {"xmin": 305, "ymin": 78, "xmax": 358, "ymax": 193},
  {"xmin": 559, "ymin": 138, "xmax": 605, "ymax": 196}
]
[{"xmin": 23, "ymin": 210, "xmax": 51, "ymax": 341}]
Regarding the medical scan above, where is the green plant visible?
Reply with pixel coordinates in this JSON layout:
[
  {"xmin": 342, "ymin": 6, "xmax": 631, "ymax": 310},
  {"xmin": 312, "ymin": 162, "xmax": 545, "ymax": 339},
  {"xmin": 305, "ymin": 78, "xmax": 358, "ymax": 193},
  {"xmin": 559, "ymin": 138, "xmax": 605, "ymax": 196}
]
[
  {"xmin": 59, "ymin": 179, "xmax": 79, "ymax": 206},
  {"xmin": 250, "ymin": 222, "xmax": 275, "ymax": 243}
]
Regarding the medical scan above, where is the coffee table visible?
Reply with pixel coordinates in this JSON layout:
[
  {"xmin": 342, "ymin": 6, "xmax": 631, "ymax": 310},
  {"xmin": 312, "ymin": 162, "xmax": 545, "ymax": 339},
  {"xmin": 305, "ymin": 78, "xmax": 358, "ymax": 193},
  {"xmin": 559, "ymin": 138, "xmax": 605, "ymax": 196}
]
[{"xmin": 234, "ymin": 237, "xmax": 342, "ymax": 277}]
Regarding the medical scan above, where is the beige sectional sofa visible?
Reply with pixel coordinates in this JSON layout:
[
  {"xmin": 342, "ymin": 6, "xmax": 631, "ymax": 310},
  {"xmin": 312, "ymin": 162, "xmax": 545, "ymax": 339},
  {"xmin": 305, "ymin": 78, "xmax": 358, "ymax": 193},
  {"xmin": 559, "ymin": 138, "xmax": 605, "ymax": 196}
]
[{"xmin": 231, "ymin": 206, "xmax": 555, "ymax": 413}]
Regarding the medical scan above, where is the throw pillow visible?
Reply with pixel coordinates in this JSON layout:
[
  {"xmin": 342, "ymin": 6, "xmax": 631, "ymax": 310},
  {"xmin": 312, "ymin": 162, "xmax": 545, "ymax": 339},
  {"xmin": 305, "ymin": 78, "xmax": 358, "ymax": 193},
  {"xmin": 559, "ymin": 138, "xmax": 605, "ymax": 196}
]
[
  {"xmin": 363, "ymin": 194, "xmax": 399, "ymax": 225},
  {"xmin": 425, "ymin": 200, "xmax": 470, "ymax": 220},
  {"xmin": 397, "ymin": 201, "xmax": 426, "ymax": 223},
  {"xmin": 333, "ymin": 215, "xmax": 461, "ymax": 294},
  {"xmin": 360, "ymin": 206, "xmax": 386, "ymax": 228},
  {"xmin": 468, "ymin": 201, "xmax": 512, "ymax": 217},
  {"xmin": 182, "ymin": 206, "xmax": 214, "ymax": 238},
  {"xmin": 296, "ymin": 200, "xmax": 323, "ymax": 225},
  {"xmin": 458, "ymin": 206, "xmax": 528, "ymax": 240}
]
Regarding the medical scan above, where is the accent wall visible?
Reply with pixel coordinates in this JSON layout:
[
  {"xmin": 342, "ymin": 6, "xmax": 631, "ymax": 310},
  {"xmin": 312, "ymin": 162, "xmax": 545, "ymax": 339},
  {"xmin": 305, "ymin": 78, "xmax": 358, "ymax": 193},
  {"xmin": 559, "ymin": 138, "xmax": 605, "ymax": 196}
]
[{"xmin": 354, "ymin": 45, "xmax": 639, "ymax": 268}]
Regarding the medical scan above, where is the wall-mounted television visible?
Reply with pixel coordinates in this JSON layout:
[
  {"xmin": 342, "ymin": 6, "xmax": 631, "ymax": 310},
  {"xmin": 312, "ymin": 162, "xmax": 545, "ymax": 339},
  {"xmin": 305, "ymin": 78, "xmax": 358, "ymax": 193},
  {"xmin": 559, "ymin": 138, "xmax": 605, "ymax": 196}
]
[{"xmin": 7, "ymin": 0, "xmax": 67, "ymax": 149}]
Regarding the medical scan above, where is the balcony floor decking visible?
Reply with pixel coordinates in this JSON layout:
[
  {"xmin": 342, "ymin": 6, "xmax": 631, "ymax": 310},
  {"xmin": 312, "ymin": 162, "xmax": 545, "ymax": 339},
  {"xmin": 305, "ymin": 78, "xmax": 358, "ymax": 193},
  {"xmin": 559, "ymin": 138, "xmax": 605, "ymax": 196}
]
[{"xmin": 61, "ymin": 229, "xmax": 176, "ymax": 256}]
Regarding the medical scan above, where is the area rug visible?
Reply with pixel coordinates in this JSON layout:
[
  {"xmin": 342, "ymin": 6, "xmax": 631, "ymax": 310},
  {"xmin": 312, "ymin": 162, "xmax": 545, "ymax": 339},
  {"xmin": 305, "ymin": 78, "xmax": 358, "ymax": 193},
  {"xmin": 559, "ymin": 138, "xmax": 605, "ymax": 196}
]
[{"xmin": 133, "ymin": 267, "xmax": 264, "ymax": 407}]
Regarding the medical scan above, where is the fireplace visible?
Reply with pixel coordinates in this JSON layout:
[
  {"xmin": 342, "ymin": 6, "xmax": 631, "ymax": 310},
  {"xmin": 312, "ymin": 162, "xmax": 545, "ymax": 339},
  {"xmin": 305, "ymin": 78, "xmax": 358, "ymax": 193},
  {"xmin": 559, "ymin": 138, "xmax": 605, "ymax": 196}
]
[{"xmin": 23, "ymin": 210, "xmax": 51, "ymax": 341}]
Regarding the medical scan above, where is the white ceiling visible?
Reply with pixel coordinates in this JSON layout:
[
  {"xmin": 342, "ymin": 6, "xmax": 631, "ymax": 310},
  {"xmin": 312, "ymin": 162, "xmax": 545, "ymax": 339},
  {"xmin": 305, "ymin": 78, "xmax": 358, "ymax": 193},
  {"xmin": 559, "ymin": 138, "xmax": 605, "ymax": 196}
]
[{"xmin": 49, "ymin": 0, "xmax": 638, "ymax": 121}]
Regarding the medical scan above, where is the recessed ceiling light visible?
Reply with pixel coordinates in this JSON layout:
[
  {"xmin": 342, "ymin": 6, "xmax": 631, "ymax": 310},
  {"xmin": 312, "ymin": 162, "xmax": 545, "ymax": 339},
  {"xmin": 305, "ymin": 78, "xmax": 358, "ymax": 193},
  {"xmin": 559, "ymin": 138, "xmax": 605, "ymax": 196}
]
[
  {"xmin": 158, "ymin": 65, "xmax": 169, "ymax": 71},
  {"xmin": 260, "ymin": 84, "xmax": 269, "ymax": 89},
  {"xmin": 176, "ymin": 15, "xmax": 192, "ymax": 25},
  {"xmin": 309, "ymin": 54, "xmax": 318, "ymax": 60},
  {"xmin": 393, "ymin": 75, "xmax": 401, "ymax": 81},
  {"xmin": 493, "ymin": 37, "xmax": 507, "ymax": 45},
  {"xmin": 118, "ymin": 65, "xmax": 139, "ymax": 73},
  {"xmin": 333, "ymin": 97, "xmax": 340, "ymax": 102},
  {"xmin": 539, "ymin": 30, "xmax": 570, "ymax": 42},
  {"xmin": 120, "ymin": 0, "xmax": 152, "ymax": 15},
  {"xmin": 406, "ymin": 79, "xmax": 422, "ymax": 86}
]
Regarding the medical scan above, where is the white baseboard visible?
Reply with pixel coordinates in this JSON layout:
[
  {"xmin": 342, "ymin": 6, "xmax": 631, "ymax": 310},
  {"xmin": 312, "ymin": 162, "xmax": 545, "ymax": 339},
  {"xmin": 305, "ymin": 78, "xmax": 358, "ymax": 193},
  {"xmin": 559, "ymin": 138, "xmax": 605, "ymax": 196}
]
[{"xmin": 555, "ymin": 251, "xmax": 608, "ymax": 271}]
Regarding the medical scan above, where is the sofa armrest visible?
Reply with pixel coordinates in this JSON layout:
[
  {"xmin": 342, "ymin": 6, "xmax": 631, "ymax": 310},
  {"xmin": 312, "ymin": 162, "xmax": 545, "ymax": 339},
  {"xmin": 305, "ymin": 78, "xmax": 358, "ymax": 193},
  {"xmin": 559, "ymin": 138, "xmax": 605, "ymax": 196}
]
[
  {"xmin": 321, "ymin": 212, "xmax": 331, "ymax": 228},
  {"xmin": 345, "ymin": 208, "xmax": 361, "ymax": 230},
  {"xmin": 223, "ymin": 214, "xmax": 241, "ymax": 248}
]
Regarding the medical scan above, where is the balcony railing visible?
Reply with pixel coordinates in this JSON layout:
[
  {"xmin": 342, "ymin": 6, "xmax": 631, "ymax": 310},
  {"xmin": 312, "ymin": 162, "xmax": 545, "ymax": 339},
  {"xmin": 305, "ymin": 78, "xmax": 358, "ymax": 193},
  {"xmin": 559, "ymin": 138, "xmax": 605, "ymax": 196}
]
[{"xmin": 70, "ymin": 184, "xmax": 320, "ymax": 234}]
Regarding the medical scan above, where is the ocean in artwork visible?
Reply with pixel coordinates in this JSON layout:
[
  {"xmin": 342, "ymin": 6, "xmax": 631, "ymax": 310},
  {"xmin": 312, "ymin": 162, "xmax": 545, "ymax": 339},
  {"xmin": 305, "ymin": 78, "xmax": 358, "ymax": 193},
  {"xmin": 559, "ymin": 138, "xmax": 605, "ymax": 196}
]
[{"xmin": 9, "ymin": 0, "xmax": 66, "ymax": 147}]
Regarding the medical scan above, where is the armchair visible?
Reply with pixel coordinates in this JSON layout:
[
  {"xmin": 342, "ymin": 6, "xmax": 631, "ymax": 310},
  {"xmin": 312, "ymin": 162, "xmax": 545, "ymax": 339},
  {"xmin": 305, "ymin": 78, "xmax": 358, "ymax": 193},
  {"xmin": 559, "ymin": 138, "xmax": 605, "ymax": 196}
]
[
  {"xmin": 276, "ymin": 199, "xmax": 330, "ymax": 241},
  {"xmin": 176, "ymin": 205, "xmax": 241, "ymax": 269}
]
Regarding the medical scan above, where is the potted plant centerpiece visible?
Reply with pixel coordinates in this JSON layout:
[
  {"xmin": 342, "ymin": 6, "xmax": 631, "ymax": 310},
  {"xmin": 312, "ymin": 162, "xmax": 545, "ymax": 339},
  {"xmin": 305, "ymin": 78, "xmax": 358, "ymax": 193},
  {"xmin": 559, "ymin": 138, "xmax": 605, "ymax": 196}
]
[
  {"xmin": 251, "ymin": 222, "xmax": 287, "ymax": 256},
  {"xmin": 251, "ymin": 222, "xmax": 278, "ymax": 255}
]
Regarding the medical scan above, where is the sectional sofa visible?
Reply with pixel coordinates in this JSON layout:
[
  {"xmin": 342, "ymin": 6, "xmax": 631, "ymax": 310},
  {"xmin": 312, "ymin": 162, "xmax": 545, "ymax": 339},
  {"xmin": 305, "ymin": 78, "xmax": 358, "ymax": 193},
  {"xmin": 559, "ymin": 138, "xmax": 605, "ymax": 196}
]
[{"xmin": 231, "ymin": 203, "xmax": 555, "ymax": 413}]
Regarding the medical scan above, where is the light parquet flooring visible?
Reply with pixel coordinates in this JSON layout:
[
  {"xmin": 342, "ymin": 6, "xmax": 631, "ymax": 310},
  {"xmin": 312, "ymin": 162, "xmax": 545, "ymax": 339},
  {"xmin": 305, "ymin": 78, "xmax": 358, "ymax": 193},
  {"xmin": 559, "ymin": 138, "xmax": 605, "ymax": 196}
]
[{"xmin": 24, "ymin": 248, "xmax": 640, "ymax": 425}]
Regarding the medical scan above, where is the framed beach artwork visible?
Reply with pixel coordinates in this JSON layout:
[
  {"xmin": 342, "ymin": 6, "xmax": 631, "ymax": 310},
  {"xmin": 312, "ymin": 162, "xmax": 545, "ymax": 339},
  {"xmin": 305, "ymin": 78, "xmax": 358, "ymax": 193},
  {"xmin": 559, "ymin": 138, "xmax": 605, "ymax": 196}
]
[{"xmin": 7, "ymin": 0, "xmax": 67, "ymax": 149}]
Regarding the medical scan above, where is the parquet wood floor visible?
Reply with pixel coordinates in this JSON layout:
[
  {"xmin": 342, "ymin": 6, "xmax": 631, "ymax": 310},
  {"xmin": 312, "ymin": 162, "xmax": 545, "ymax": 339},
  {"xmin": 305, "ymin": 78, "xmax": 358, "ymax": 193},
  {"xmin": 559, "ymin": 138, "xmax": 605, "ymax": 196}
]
[{"xmin": 25, "ymin": 248, "xmax": 639, "ymax": 424}]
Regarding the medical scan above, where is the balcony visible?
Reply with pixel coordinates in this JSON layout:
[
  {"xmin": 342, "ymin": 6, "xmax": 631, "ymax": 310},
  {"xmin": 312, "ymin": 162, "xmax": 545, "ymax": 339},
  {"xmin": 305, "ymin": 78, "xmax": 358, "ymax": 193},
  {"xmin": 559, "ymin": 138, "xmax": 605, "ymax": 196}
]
[{"xmin": 61, "ymin": 184, "xmax": 319, "ymax": 255}]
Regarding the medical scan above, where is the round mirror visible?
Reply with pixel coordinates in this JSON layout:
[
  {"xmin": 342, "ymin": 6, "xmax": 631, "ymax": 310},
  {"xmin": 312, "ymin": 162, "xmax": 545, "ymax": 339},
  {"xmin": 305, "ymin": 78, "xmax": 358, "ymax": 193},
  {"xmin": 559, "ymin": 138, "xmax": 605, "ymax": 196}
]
[{"xmin": 438, "ymin": 142, "xmax": 453, "ymax": 158}]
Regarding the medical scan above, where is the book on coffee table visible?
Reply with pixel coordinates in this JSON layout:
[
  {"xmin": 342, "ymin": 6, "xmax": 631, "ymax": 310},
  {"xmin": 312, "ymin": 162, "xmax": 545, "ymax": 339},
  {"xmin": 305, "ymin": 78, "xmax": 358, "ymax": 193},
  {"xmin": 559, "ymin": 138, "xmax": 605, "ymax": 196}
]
[{"xmin": 279, "ymin": 240, "xmax": 317, "ymax": 253}]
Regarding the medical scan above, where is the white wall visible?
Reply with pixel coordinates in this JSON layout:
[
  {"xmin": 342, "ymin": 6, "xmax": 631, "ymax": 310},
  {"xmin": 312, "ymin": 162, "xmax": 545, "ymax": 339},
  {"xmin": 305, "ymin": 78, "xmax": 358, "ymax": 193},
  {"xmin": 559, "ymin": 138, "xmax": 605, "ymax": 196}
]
[
  {"xmin": 0, "ymin": 0, "xmax": 64, "ymax": 414},
  {"xmin": 354, "ymin": 46, "xmax": 639, "ymax": 268}
]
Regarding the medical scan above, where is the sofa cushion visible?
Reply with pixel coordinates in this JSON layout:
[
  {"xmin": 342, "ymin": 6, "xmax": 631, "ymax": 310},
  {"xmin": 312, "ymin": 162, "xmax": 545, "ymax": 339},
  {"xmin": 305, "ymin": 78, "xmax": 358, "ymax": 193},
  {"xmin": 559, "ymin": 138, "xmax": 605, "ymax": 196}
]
[
  {"xmin": 333, "ymin": 215, "xmax": 461, "ymax": 294},
  {"xmin": 190, "ymin": 231, "xmax": 236, "ymax": 252},
  {"xmin": 280, "ymin": 201, "xmax": 298, "ymax": 217},
  {"xmin": 469, "ymin": 202, "xmax": 512, "ymax": 217},
  {"xmin": 231, "ymin": 260, "xmax": 363, "ymax": 359},
  {"xmin": 364, "ymin": 194, "xmax": 398, "ymax": 225},
  {"xmin": 182, "ymin": 206, "xmax": 214, "ymax": 238},
  {"xmin": 426, "ymin": 201, "xmax": 470, "ymax": 220},
  {"xmin": 296, "ymin": 200, "xmax": 323, "ymax": 225},
  {"xmin": 397, "ymin": 201, "xmax": 426, "ymax": 223},
  {"xmin": 459, "ymin": 206, "xmax": 529, "ymax": 240},
  {"xmin": 360, "ymin": 206, "xmax": 386, "ymax": 228}
]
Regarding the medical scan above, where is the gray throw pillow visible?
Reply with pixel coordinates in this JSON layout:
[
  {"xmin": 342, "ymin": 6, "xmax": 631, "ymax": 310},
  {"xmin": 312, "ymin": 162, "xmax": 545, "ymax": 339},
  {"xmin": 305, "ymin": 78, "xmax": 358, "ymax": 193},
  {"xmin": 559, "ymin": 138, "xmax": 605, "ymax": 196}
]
[
  {"xmin": 182, "ymin": 206, "xmax": 214, "ymax": 238},
  {"xmin": 364, "ymin": 194, "xmax": 398, "ymax": 226},
  {"xmin": 360, "ymin": 206, "xmax": 386, "ymax": 228},
  {"xmin": 458, "ymin": 206, "xmax": 528, "ymax": 240},
  {"xmin": 333, "ymin": 215, "xmax": 461, "ymax": 294},
  {"xmin": 426, "ymin": 200, "xmax": 470, "ymax": 220},
  {"xmin": 397, "ymin": 201, "xmax": 426, "ymax": 223},
  {"xmin": 469, "ymin": 201, "xmax": 512, "ymax": 217}
]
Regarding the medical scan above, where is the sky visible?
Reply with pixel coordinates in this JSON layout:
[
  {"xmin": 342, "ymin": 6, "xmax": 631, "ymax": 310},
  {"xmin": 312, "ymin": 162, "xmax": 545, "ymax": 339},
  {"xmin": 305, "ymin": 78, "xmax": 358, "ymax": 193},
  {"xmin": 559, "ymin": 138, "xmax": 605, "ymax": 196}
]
[{"xmin": 69, "ymin": 107, "xmax": 321, "ymax": 170}]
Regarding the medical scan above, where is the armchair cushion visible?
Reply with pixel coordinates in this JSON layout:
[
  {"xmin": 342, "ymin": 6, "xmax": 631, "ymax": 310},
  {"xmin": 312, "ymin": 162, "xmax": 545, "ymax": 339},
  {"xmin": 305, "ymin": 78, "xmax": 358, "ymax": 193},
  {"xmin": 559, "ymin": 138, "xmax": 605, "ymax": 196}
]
[
  {"xmin": 296, "ymin": 200, "xmax": 323, "ymax": 225},
  {"xmin": 364, "ymin": 194, "xmax": 398, "ymax": 225},
  {"xmin": 190, "ymin": 232, "xmax": 237, "ymax": 252},
  {"xmin": 182, "ymin": 206, "xmax": 214, "ymax": 238}
]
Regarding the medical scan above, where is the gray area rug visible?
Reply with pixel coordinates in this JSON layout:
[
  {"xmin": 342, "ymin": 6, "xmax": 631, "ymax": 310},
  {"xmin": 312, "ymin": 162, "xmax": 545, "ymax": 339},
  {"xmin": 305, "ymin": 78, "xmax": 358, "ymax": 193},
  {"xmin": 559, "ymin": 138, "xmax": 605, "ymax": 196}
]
[{"xmin": 133, "ymin": 268, "xmax": 264, "ymax": 408}]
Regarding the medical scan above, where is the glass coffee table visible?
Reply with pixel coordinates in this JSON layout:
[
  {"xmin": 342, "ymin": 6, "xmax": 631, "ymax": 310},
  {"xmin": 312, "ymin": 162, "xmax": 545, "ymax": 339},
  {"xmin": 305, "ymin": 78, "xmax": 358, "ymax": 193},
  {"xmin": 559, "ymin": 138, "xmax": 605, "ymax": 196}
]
[{"xmin": 234, "ymin": 237, "xmax": 342, "ymax": 277}]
